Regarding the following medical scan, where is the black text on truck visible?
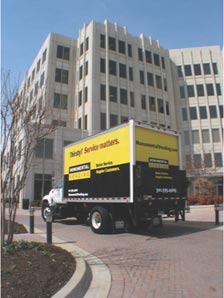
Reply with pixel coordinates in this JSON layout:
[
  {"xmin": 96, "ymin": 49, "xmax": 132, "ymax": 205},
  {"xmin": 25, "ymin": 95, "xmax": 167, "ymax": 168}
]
[{"xmin": 42, "ymin": 120, "xmax": 187, "ymax": 233}]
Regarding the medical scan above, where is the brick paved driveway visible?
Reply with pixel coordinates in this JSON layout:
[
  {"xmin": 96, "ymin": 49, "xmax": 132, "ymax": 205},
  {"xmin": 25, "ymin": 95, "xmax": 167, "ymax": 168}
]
[{"xmin": 16, "ymin": 206, "xmax": 223, "ymax": 298}]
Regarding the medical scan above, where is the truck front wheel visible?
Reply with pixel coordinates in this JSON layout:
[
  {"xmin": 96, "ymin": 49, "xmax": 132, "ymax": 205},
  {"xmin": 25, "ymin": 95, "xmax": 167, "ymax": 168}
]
[
  {"xmin": 42, "ymin": 202, "xmax": 54, "ymax": 222},
  {"xmin": 90, "ymin": 207, "xmax": 111, "ymax": 234}
]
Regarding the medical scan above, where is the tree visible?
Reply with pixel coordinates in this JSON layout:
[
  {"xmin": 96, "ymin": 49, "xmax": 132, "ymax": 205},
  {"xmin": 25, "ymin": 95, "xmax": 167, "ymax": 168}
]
[
  {"xmin": 192, "ymin": 177, "xmax": 215, "ymax": 197},
  {"xmin": 1, "ymin": 71, "xmax": 55, "ymax": 246}
]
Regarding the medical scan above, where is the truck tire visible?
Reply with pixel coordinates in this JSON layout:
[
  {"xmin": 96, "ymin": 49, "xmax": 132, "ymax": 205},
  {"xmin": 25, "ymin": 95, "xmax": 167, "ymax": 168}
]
[
  {"xmin": 41, "ymin": 202, "xmax": 54, "ymax": 222},
  {"xmin": 90, "ymin": 207, "xmax": 111, "ymax": 234}
]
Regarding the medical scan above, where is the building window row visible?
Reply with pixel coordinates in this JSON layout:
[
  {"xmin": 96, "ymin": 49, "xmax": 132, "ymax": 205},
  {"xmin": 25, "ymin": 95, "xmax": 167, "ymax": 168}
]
[
  {"xmin": 184, "ymin": 128, "xmax": 221, "ymax": 145},
  {"xmin": 78, "ymin": 87, "xmax": 88, "ymax": 106},
  {"xmin": 100, "ymin": 34, "xmax": 165, "ymax": 69},
  {"xmin": 180, "ymin": 83, "xmax": 222, "ymax": 98},
  {"xmin": 26, "ymin": 48, "xmax": 47, "ymax": 90},
  {"xmin": 100, "ymin": 58, "xmax": 167, "ymax": 91},
  {"xmin": 79, "ymin": 61, "xmax": 88, "ymax": 80},
  {"xmin": 182, "ymin": 105, "xmax": 223, "ymax": 121},
  {"xmin": 78, "ymin": 115, "xmax": 88, "ymax": 130},
  {"xmin": 185, "ymin": 152, "xmax": 222, "ymax": 169},
  {"xmin": 177, "ymin": 62, "xmax": 219, "ymax": 78}
]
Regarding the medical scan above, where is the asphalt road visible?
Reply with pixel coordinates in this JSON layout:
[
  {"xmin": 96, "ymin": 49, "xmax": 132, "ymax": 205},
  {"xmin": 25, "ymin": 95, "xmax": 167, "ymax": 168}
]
[{"xmin": 15, "ymin": 205, "xmax": 223, "ymax": 298}]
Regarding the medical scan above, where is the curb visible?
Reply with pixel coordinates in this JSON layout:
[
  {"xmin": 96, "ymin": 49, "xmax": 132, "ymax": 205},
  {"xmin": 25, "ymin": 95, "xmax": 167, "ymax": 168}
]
[{"xmin": 16, "ymin": 224, "xmax": 111, "ymax": 298}]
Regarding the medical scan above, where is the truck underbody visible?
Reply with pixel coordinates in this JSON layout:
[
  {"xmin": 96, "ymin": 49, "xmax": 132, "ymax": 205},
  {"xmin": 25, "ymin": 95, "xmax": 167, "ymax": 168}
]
[{"xmin": 42, "ymin": 197, "xmax": 186, "ymax": 234}]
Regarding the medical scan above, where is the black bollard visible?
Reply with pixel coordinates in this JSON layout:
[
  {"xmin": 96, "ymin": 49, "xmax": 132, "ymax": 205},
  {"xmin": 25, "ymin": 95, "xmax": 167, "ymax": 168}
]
[
  {"xmin": 45, "ymin": 210, "xmax": 53, "ymax": 244},
  {"xmin": 29, "ymin": 207, "xmax": 35, "ymax": 234},
  {"xmin": 215, "ymin": 204, "xmax": 220, "ymax": 225}
]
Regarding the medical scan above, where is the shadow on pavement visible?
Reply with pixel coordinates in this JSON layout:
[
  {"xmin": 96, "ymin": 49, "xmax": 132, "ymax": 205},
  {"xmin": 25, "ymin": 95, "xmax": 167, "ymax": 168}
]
[{"xmin": 131, "ymin": 219, "xmax": 223, "ymax": 239}]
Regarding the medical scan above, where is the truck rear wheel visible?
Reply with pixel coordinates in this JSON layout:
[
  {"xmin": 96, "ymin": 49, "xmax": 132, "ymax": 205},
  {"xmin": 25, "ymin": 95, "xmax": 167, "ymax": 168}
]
[{"xmin": 90, "ymin": 207, "xmax": 111, "ymax": 234}]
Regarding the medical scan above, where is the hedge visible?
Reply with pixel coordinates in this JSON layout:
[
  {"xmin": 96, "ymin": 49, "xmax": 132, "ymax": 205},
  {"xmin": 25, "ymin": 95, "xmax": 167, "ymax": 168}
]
[{"xmin": 187, "ymin": 196, "xmax": 223, "ymax": 205}]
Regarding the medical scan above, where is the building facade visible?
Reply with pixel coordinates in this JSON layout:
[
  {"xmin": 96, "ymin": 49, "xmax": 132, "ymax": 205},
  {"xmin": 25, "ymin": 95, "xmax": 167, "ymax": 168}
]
[{"xmin": 15, "ymin": 20, "xmax": 223, "ymax": 203}]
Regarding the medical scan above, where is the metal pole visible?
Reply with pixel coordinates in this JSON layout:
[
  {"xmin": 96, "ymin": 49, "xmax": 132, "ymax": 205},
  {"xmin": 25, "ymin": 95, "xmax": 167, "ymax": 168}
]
[
  {"xmin": 215, "ymin": 204, "xmax": 220, "ymax": 225},
  {"xmin": 29, "ymin": 207, "xmax": 35, "ymax": 234},
  {"xmin": 46, "ymin": 222, "xmax": 52, "ymax": 244}
]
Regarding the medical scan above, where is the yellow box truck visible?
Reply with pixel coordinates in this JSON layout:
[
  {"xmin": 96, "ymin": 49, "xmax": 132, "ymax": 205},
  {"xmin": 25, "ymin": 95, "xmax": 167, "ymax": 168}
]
[{"xmin": 42, "ymin": 120, "xmax": 187, "ymax": 233}]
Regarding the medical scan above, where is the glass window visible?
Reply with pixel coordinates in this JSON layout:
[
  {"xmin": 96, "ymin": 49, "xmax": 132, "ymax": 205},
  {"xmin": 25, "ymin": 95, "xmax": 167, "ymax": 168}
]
[
  {"xmin": 206, "ymin": 84, "xmax": 214, "ymax": 96},
  {"xmin": 194, "ymin": 64, "xmax": 201, "ymax": 75},
  {"xmin": 100, "ymin": 34, "xmax": 105, "ymax": 48},
  {"xmin": 128, "ymin": 44, "xmax": 132, "ymax": 57},
  {"xmin": 184, "ymin": 65, "xmax": 192, "ymax": 76},
  {"xmin": 100, "ymin": 84, "xmax": 106, "ymax": 101},
  {"xmin": 177, "ymin": 65, "xmax": 183, "ymax": 77},
  {"xmin": 109, "ymin": 37, "xmax": 116, "ymax": 51},
  {"xmin": 215, "ymin": 153, "xmax": 222, "ymax": 167},
  {"xmin": 153, "ymin": 53, "xmax": 160, "ymax": 66},
  {"xmin": 209, "ymin": 105, "xmax": 217, "ymax": 118},
  {"xmin": 36, "ymin": 59, "xmax": 41, "ymax": 72},
  {"xmin": 54, "ymin": 93, "xmax": 68, "ymax": 109},
  {"xmin": 187, "ymin": 85, "xmax": 195, "ymax": 97},
  {"xmin": 203, "ymin": 63, "xmax": 211, "ymax": 75},
  {"xmin": 138, "ymin": 48, "xmax": 143, "ymax": 61},
  {"xmin": 184, "ymin": 131, "xmax": 190, "ymax": 145},
  {"xmin": 149, "ymin": 96, "xmax": 156, "ymax": 111},
  {"xmin": 120, "ymin": 88, "xmax": 127, "ymax": 104},
  {"xmin": 130, "ymin": 91, "xmax": 135, "ymax": 107},
  {"xmin": 202, "ymin": 129, "xmax": 210, "ymax": 143},
  {"xmin": 212, "ymin": 128, "xmax": 220, "ymax": 142},
  {"xmin": 109, "ymin": 60, "xmax": 117, "ymax": 75},
  {"xmin": 79, "ymin": 65, "xmax": 83, "ymax": 80},
  {"xmin": 196, "ymin": 84, "xmax": 204, "ymax": 97},
  {"xmin": 182, "ymin": 108, "xmax": 188, "ymax": 121},
  {"xmin": 57, "ymin": 45, "xmax": 70, "ymax": 60},
  {"xmin": 164, "ymin": 78, "xmax": 168, "ymax": 91},
  {"xmin": 216, "ymin": 83, "xmax": 222, "ymax": 96},
  {"xmin": 219, "ymin": 105, "xmax": 223, "ymax": 118},
  {"xmin": 180, "ymin": 86, "xmax": 185, "ymax": 98},
  {"xmin": 119, "ymin": 63, "xmax": 127, "ymax": 78},
  {"xmin": 140, "ymin": 70, "xmax": 144, "ymax": 84},
  {"xmin": 34, "ymin": 174, "xmax": 52, "ymax": 200},
  {"xmin": 110, "ymin": 114, "xmax": 118, "ymax": 127},
  {"xmin": 166, "ymin": 101, "xmax": 170, "ymax": 115},
  {"xmin": 85, "ymin": 37, "xmax": 89, "ymax": 51},
  {"xmin": 158, "ymin": 98, "xmax": 164, "ymax": 113},
  {"xmin": 80, "ymin": 43, "xmax": 83, "ymax": 56},
  {"xmin": 78, "ymin": 117, "xmax": 81, "ymax": 129},
  {"xmin": 129, "ymin": 67, "xmax": 133, "ymax": 81},
  {"xmin": 204, "ymin": 153, "xmax": 212, "ymax": 168},
  {"xmin": 141, "ymin": 95, "xmax": 146, "ymax": 110},
  {"xmin": 84, "ymin": 115, "xmax": 88, "ymax": 130},
  {"xmin": 35, "ymin": 139, "xmax": 53, "ymax": 159},
  {"xmin": 42, "ymin": 49, "xmax": 47, "ymax": 64},
  {"xmin": 192, "ymin": 130, "xmax": 200, "ymax": 144},
  {"xmin": 55, "ymin": 68, "xmax": 69, "ymax": 84},
  {"xmin": 156, "ymin": 75, "xmax": 162, "ymax": 89},
  {"xmin": 100, "ymin": 113, "xmax": 106, "ymax": 130},
  {"xmin": 78, "ymin": 90, "xmax": 82, "ymax": 106},
  {"xmin": 84, "ymin": 87, "xmax": 88, "ymax": 102},
  {"xmin": 40, "ymin": 72, "xmax": 45, "ymax": 87},
  {"xmin": 212, "ymin": 63, "xmax": 218, "ymax": 74},
  {"xmin": 147, "ymin": 72, "xmax": 154, "ymax": 86},
  {"xmin": 109, "ymin": 86, "xmax": 117, "ymax": 102},
  {"xmin": 130, "ymin": 92, "xmax": 135, "ymax": 107},
  {"xmin": 100, "ymin": 58, "xmax": 105, "ymax": 73},
  {"xmin": 85, "ymin": 61, "xmax": 88, "ymax": 76},
  {"xmin": 199, "ymin": 106, "xmax": 207, "ymax": 119},
  {"xmin": 145, "ymin": 50, "xmax": 152, "ymax": 63},
  {"xmin": 161, "ymin": 57, "xmax": 165, "ymax": 69},
  {"xmin": 190, "ymin": 107, "xmax": 197, "ymax": 120},
  {"xmin": 194, "ymin": 154, "xmax": 202, "ymax": 168},
  {"xmin": 118, "ymin": 40, "xmax": 125, "ymax": 54}
]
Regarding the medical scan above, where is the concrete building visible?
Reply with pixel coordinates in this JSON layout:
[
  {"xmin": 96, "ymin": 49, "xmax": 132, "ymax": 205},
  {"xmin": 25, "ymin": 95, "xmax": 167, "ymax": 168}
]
[
  {"xmin": 170, "ymin": 46, "xmax": 223, "ymax": 194},
  {"xmin": 15, "ymin": 20, "xmax": 223, "ymax": 203}
]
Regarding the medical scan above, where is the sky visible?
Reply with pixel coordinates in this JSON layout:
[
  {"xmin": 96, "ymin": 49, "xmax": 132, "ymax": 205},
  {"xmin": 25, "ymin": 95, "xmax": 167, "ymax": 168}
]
[{"xmin": 1, "ymin": 0, "xmax": 223, "ymax": 82}]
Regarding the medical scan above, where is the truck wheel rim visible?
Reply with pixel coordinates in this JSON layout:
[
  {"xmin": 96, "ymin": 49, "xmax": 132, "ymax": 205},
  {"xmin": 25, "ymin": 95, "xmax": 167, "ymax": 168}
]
[
  {"xmin": 43, "ymin": 207, "xmax": 51, "ymax": 220},
  {"xmin": 92, "ymin": 211, "xmax": 102, "ymax": 229}
]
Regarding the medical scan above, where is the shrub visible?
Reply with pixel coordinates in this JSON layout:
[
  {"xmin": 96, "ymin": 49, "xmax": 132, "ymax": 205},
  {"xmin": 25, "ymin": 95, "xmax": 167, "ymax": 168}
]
[{"xmin": 187, "ymin": 196, "xmax": 223, "ymax": 205}]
